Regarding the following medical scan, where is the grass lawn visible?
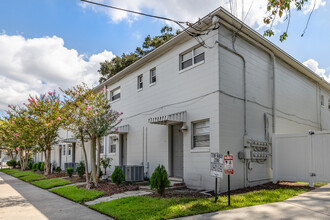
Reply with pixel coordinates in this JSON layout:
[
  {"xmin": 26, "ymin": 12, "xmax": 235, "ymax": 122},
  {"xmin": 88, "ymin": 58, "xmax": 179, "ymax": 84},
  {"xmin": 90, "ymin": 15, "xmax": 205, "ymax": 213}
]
[
  {"xmin": 31, "ymin": 178, "xmax": 71, "ymax": 189},
  {"xmin": 89, "ymin": 188, "xmax": 310, "ymax": 220},
  {"xmin": 50, "ymin": 185, "xmax": 104, "ymax": 203},
  {"xmin": 0, "ymin": 168, "xmax": 46, "ymax": 182},
  {"xmin": 296, "ymin": 182, "xmax": 328, "ymax": 187}
]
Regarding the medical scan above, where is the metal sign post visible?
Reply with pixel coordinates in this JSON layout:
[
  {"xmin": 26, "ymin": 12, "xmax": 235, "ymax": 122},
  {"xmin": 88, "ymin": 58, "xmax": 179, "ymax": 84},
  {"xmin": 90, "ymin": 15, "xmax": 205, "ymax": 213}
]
[{"xmin": 224, "ymin": 151, "xmax": 234, "ymax": 206}]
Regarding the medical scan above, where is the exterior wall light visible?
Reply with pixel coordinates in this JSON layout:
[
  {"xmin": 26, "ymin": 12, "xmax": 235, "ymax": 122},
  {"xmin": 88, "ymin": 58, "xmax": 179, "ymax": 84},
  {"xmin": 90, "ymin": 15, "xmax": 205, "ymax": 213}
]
[{"xmin": 180, "ymin": 125, "xmax": 188, "ymax": 132}]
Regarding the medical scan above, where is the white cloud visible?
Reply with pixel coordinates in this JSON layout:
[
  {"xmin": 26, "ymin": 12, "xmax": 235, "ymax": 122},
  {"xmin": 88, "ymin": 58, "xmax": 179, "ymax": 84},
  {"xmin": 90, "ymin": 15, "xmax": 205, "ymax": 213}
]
[
  {"xmin": 303, "ymin": 59, "xmax": 330, "ymax": 82},
  {"xmin": 303, "ymin": 0, "xmax": 326, "ymax": 14},
  {"xmin": 0, "ymin": 34, "xmax": 115, "ymax": 112},
  {"xmin": 79, "ymin": 0, "xmax": 325, "ymax": 30}
]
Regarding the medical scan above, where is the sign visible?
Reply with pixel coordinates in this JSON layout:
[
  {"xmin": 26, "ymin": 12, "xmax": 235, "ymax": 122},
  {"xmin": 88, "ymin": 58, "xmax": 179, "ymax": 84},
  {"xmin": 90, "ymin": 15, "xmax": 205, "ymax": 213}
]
[
  {"xmin": 210, "ymin": 152, "xmax": 224, "ymax": 178},
  {"xmin": 224, "ymin": 154, "xmax": 234, "ymax": 175}
]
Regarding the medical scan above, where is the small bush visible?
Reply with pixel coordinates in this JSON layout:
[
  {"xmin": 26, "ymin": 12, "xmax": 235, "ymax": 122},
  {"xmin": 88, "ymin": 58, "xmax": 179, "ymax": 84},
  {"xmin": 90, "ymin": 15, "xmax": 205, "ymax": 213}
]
[
  {"xmin": 111, "ymin": 167, "xmax": 125, "ymax": 185},
  {"xmin": 28, "ymin": 161, "xmax": 33, "ymax": 169},
  {"xmin": 40, "ymin": 162, "xmax": 45, "ymax": 171},
  {"xmin": 76, "ymin": 161, "xmax": 85, "ymax": 178},
  {"xmin": 150, "ymin": 164, "xmax": 170, "ymax": 196},
  {"xmin": 6, "ymin": 160, "xmax": 16, "ymax": 167},
  {"xmin": 99, "ymin": 170, "xmax": 103, "ymax": 178},
  {"xmin": 17, "ymin": 160, "xmax": 21, "ymax": 167},
  {"xmin": 36, "ymin": 162, "xmax": 42, "ymax": 171},
  {"xmin": 66, "ymin": 168, "xmax": 74, "ymax": 178},
  {"xmin": 32, "ymin": 163, "xmax": 37, "ymax": 171},
  {"xmin": 55, "ymin": 166, "xmax": 61, "ymax": 173}
]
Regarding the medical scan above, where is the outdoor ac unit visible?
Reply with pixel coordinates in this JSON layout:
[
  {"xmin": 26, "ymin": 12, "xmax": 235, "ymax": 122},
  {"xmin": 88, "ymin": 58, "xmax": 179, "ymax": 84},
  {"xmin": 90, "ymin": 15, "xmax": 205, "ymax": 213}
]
[{"xmin": 116, "ymin": 165, "xmax": 144, "ymax": 182}]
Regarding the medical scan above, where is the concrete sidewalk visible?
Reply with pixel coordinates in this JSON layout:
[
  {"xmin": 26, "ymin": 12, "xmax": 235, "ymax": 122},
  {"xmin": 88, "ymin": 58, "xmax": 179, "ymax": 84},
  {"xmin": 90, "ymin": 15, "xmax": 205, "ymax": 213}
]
[
  {"xmin": 0, "ymin": 172, "xmax": 110, "ymax": 220},
  {"xmin": 178, "ymin": 184, "xmax": 330, "ymax": 220}
]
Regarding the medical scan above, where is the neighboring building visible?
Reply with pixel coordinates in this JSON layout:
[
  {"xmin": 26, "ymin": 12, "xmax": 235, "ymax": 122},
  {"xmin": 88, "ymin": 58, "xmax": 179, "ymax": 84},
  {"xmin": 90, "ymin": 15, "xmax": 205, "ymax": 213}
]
[{"xmin": 36, "ymin": 7, "xmax": 330, "ymax": 192}]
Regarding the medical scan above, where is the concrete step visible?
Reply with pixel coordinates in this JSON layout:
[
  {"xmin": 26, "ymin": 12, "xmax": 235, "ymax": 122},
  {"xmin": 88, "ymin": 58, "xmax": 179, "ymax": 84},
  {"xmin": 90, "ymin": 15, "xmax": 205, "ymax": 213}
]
[{"xmin": 169, "ymin": 177, "xmax": 185, "ymax": 188}]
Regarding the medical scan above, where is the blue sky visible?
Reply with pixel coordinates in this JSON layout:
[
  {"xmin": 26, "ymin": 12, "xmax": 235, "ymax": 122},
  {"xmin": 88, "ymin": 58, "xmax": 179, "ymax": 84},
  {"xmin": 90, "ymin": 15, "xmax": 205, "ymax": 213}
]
[{"xmin": 0, "ymin": 0, "xmax": 329, "ymax": 111}]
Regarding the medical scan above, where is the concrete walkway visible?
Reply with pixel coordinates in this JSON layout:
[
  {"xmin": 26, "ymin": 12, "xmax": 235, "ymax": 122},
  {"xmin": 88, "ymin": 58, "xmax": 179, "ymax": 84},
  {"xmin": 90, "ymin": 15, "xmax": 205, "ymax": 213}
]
[
  {"xmin": 85, "ymin": 190, "xmax": 152, "ymax": 205},
  {"xmin": 178, "ymin": 184, "xmax": 330, "ymax": 220},
  {"xmin": 0, "ymin": 172, "xmax": 111, "ymax": 220}
]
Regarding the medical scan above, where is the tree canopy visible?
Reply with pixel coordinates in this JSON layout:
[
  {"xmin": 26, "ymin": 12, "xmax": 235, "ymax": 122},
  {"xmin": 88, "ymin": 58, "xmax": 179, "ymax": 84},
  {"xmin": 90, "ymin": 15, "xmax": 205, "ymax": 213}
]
[{"xmin": 98, "ymin": 25, "xmax": 179, "ymax": 83}]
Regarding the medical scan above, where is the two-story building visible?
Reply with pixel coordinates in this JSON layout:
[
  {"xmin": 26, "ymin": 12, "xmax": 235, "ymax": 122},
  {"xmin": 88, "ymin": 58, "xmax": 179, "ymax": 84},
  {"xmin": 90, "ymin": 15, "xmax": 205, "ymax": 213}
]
[{"xmin": 36, "ymin": 7, "xmax": 330, "ymax": 192}]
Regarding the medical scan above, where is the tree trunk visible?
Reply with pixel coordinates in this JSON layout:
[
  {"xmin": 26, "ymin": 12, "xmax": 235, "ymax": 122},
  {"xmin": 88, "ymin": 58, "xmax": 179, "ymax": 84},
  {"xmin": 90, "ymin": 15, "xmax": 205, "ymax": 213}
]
[
  {"xmin": 44, "ymin": 149, "xmax": 51, "ymax": 175},
  {"xmin": 96, "ymin": 137, "xmax": 101, "ymax": 184},
  {"xmin": 90, "ymin": 136, "xmax": 97, "ymax": 187},
  {"xmin": 80, "ymin": 134, "xmax": 91, "ymax": 189},
  {"xmin": 20, "ymin": 151, "xmax": 24, "ymax": 171}
]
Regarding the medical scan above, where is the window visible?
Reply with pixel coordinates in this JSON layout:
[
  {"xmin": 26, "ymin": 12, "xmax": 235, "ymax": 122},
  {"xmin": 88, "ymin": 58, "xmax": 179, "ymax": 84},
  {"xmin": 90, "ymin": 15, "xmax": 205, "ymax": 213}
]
[
  {"xmin": 328, "ymin": 98, "xmax": 330, "ymax": 110},
  {"xmin": 100, "ymin": 139, "xmax": 104, "ymax": 154},
  {"xmin": 110, "ymin": 87, "xmax": 121, "ymax": 102},
  {"xmin": 62, "ymin": 146, "xmax": 66, "ymax": 156},
  {"xmin": 192, "ymin": 120, "xmax": 210, "ymax": 148},
  {"xmin": 137, "ymin": 74, "xmax": 143, "ymax": 90},
  {"xmin": 150, "ymin": 68, "xmax": 156, "ymax": 84},
  {"xmin": 109, "ymin": 137, "xmax": 116, "ymax": 153},
  {"xmin": 321, "ymin": 95, "xmax": 325, "ymax": 107},
  {"xmin": 180, "ymin": 46, "xmax": 205, "ymax": 70},
  {"xmin": 68, "ymin": 145, "xmax": 71, "ymax": 156}
]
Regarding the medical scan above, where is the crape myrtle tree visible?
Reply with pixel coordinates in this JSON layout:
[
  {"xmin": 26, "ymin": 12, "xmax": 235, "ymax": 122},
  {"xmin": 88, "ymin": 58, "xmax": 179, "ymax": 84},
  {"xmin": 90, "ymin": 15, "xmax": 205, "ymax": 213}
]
[
  {"xmin": 0, "ymin": 118, "xmax": 19, "ymax": 161},
  {"xmin": 25, "ymin": 92, "xmax": 65, "ymax": 175},
  {"xmin": 5, "ymin": 105, "xmax": 38, "ymax": 170},
  {"xmin": 264, "ymin": 0, "xmax": 312, "ymax": 41},
  {"xmin": 62, "ymin": 83, "xmax": 122, "ymax": 188}
]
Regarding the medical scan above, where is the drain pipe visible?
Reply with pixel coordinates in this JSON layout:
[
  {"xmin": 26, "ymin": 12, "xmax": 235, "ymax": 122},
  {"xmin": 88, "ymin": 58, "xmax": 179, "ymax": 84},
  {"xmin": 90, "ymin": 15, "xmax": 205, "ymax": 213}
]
[
  {"xmin": 217, "ymin": 27, "xmax": 247, "ymax": 187},
  {"xmin": 217, "ymin": 20, "xmax": 277, "ymax": 185}
]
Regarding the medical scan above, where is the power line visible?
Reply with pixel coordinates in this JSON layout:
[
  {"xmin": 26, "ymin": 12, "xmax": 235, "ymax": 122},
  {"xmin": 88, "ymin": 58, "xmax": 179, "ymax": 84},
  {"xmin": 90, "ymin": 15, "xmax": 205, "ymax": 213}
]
[{"xmin": 80, "ymin": 0, "xmax": 187, "ymax": 24}]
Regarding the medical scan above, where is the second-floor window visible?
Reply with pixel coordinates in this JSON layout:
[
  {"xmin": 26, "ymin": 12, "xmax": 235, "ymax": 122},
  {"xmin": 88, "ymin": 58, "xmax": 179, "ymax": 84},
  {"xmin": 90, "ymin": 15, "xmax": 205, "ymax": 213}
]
[
  {"xmin": 150, "ymin": 68, "xmax": 156, "ymax": 84},
  {"xmin": 100, "ymin": 139, "xmax": 104, "ymax": 154},
  {"xmin": 180, "ymin": 46, "xmax": 205, "ymax": 70},
  {"xmin": 137, "ymin": 74, "xmax": 143, "ymax": 90},
  {"xmin": 321, "ymin": 95, "xmax": 325, "ymax": 107},
  {"xmin": 110, "ymin": 87, "xmax": 121, "ymax": 102}
]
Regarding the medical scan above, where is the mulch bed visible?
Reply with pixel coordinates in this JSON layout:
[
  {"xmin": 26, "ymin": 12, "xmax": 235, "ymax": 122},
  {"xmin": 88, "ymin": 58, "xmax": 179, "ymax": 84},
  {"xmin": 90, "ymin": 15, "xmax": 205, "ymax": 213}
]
[
  {"xmin": 62, "ymin": 176, "xmax": 86, "ymax": 184},
  {"xmin": 46, "ymin": 173, "xmax": 67, "ymax": 179},
  {"xmin": 79, "ymin": 182, "xmax": 139, "ymax": 196},
  {"xmin": 147, "ymin": 181, "xmax": 320, "ymax": 199}
]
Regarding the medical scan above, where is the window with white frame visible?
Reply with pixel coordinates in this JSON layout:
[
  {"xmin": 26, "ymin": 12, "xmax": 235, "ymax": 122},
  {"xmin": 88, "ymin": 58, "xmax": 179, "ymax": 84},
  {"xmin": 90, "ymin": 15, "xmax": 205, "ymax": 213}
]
[
  {"xmin": 109, "ymin": 136, "xmax": 116, "ymax": 153},
  {"xmin": 110, "ymin": 87, "xmax": 121, "ymax": 102},
  {"xmin": 137, "ymin": 74, "xmax": 143, "ymax": 90},
  {"xmin": 192, "ymin": 119, "xmax": 210, "ymax": 148},
  {"xmin": 321, "ymin": 95, "xmax": 325, "ymax": 106},
  {"xmin": 100, "ymin": 138, "xmax": 104, "ymax": 154},
  {"xmin": 62, "ymin": 146, "xmax": 66, "ymax": 155},
  {"xmin": 328, "ymin": 98, "xmax": 330, "ymax": 110},
  {"xmin": 180, "ymin": 46, "xmax": 205, "ymax": 70},
  {"xmin": 150, "ymin": 68, "xmax": 156, "ymax": 84},
  {"xmin": 68, "ymin": 145, "xmax": 71, "ymax": 156}
]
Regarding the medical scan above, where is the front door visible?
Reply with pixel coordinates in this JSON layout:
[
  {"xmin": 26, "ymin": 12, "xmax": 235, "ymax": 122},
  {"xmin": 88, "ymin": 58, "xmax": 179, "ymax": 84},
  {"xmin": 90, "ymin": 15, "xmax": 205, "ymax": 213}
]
[
  {"xmin": 172, "ymin": 123, "xmax": 183, "ymax": 178},
  {"xmin": 120, "ymin": 134, "xmax": 127, "ymax": 166}
]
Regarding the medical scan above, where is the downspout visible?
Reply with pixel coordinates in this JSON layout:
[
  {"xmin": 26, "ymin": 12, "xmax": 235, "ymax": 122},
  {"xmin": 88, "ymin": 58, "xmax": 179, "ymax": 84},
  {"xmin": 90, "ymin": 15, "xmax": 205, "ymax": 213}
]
[
  {"xmin": 142, "ymin": 127, "xmax": 144, "ymax": 166},
  {"xmin": 217, "ymin": 21, "xmax": 276, "ymax": 185},
  {"xmin": 217, "ymin": 27, "xmax": 247, "ymax": 187}
]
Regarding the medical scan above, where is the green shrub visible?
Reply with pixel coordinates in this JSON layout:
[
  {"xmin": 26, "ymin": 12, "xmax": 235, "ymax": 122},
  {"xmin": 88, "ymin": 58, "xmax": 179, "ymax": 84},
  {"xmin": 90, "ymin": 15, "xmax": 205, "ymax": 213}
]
[
  {"xmin": 55, "ymin": 166, "xmax": 61, "ymax": 173},
  {"xmin": 76, "ymin": 161, "xmax": 85, "ymax": 178},
  {"xmin": 111, "ymin": 167, "xmax": 125, "ymax": 185},
  {"xmin": 17, "ymin": 160, "xmax": 21, "ymax": 167},
  {"xmin": 36, "ymin": 162, "xmax": 42, "ymax": 171},
  {"xmin": 150, "ymin": 164, "xmax": 170, "ymax": 196},
  {"xmin": 27, "ymin": 161, "xmax": 33, "ymax": 169},
  {"xmin": 99, "ymin": 170, "xmax": 103, "ymax": 178},
  {"xmin": 40, "ymin": 162, "xmax": 45, "ymax": 171},
  {"xmin": 66, "ymin": 168, "xmax": 74, "ymax": 178},
  {"xmin": 32, "ymin": 163, "xmax": 37, "ymax": 171},
  {"xmin": 6, "ymin": 160, "xmax": 16, "ymax": 167}
]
